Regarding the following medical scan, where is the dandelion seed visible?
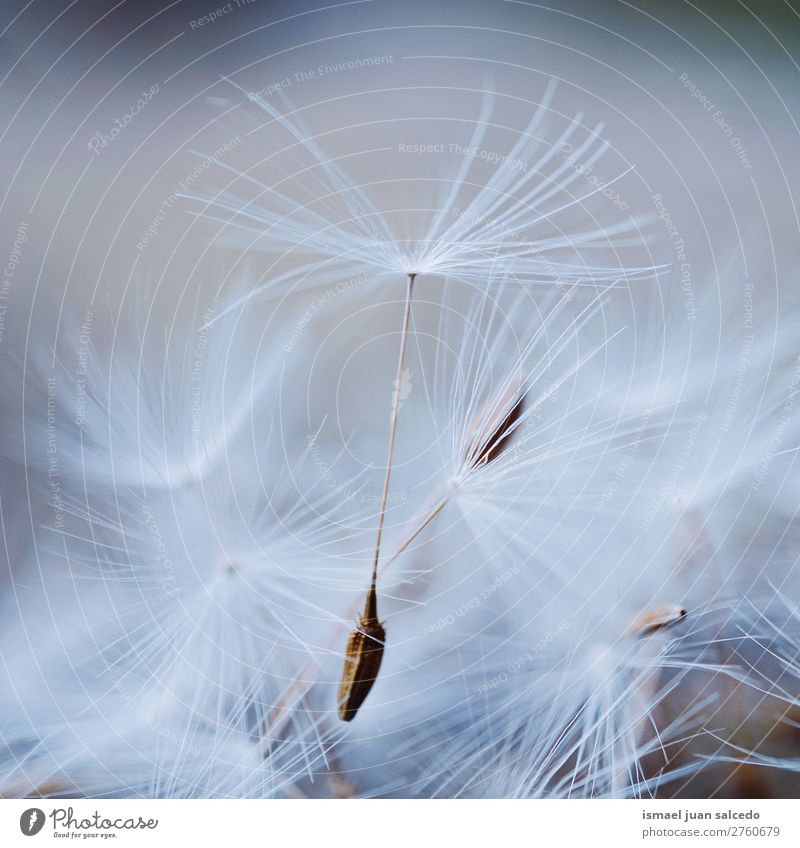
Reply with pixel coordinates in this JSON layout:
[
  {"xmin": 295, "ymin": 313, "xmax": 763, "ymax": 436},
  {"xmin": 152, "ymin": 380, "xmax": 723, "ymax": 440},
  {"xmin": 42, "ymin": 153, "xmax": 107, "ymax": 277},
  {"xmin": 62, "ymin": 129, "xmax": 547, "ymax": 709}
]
[
  {"xmin": 370, "ymin": 278, "xmax": 666, "ymax": 574},
  {"xmin": 337, "ymin": 592, "xmax": 386, "ymax": 722},
  {"xmin": 464, "ymin": 372, "xmax": 526, "ymax": 469},
  {"xmin": 627, "ymin": 605, "xmax": 688, "ymax": 638},
  {"xmin": 272, "ymin": 281, "xmax": 675, "ymax": 733},
  {"xmin": 337, "ymin": 272, "xmax": 415, "ymax": 720}
]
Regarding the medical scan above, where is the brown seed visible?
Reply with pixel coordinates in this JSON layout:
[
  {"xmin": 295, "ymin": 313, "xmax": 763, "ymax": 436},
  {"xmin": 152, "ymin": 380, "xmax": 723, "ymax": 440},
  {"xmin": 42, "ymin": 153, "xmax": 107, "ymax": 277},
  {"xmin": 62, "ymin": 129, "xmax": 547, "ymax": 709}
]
[
  {"xmin": 336, "ymin": 273, "xmax": 414, "ymax": 722},
  {"xmin": 337, "ymin": 593, "xmax": 385, "ymax": 722},
  {"xmin": 465, "ymin": 375, "xmax": 526, "ymax": 469},
  {"xmin": 627, "ymin": 604, "xmax": 687, "ymax": 638}
]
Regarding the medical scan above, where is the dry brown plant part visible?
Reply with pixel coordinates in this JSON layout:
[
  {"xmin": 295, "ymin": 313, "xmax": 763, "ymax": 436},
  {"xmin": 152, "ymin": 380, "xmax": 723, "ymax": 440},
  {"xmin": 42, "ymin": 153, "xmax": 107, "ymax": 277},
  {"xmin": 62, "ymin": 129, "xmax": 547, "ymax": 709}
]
[
  {"xmin": 337, "ymin": 273, "xmax": 415, "ymax": 720},
  {"xmin": 464, "ymin": 372, "xmax": 526, "ymax": 470},
  {"xmin": 337, "ymin": 598, "xmax": 386, "ymax": 722},
  {"xmin": 627, "ymin": 604, "xmax": 687, "ymax": 638}
]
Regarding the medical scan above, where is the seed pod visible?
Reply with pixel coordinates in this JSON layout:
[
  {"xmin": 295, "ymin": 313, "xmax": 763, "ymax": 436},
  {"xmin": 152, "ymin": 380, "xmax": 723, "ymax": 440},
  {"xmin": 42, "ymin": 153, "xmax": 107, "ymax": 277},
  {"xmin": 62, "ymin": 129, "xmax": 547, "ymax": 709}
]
[
  {"xmin": 627, "ymin": 604, "xmax": 687, "ymax": 638},
  {"xmin": 337, "ymin": 595, "xmax": 386, "ymax": 722},
  {"xmin": 465, "ymin": 374, "xmax": 526, "ymax": 469}
]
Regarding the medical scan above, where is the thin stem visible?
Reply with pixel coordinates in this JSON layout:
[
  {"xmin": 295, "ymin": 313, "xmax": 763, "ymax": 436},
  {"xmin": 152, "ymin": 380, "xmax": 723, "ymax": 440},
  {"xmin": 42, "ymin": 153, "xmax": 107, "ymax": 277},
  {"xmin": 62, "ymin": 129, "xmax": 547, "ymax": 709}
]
[
  {"xmin": 382, "ymin": 495, "xmax": 451, "ymax": 570},
  {"xmin": 365, "ymin": 272, "xmax": 416, "ymax": 621}
]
